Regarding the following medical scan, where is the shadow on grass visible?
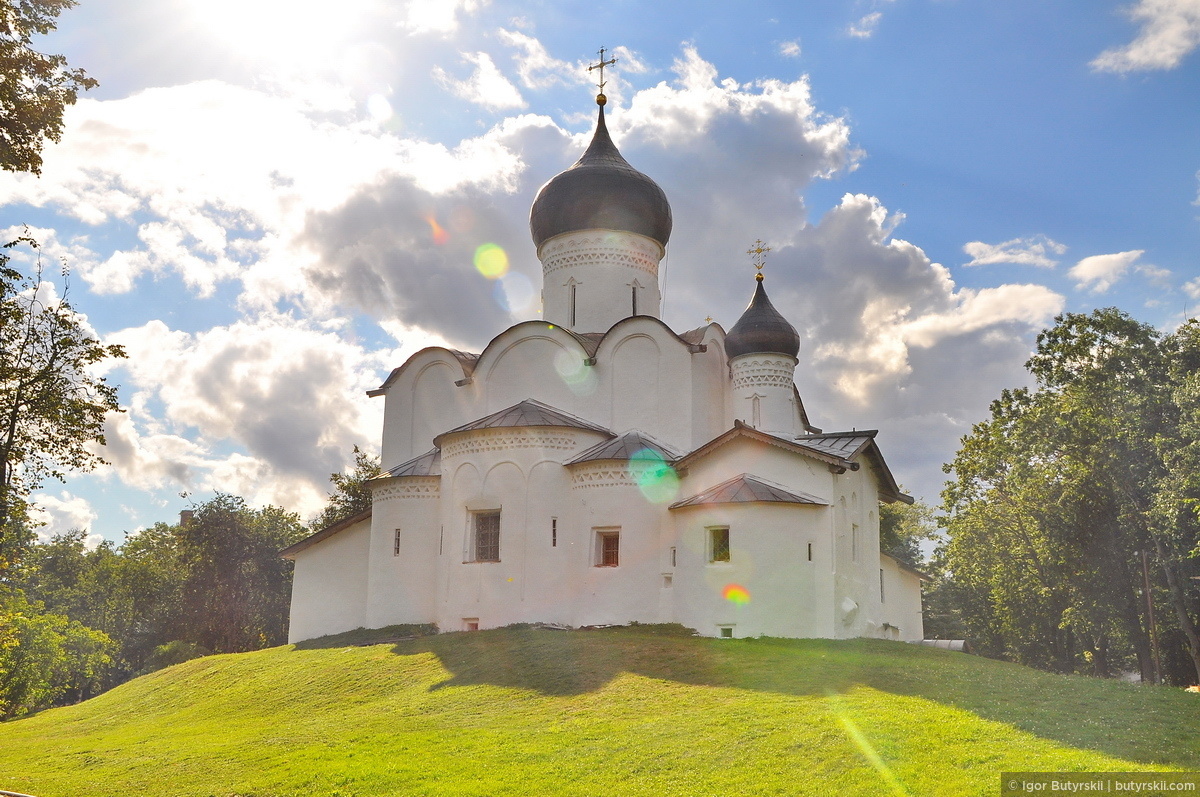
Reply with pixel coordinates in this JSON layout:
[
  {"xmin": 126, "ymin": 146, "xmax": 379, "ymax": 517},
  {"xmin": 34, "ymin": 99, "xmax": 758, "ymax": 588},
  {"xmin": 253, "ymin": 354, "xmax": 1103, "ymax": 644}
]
[{"xmin": 295, "ymin": 623, "xmax": 1200, "ymax": 770}]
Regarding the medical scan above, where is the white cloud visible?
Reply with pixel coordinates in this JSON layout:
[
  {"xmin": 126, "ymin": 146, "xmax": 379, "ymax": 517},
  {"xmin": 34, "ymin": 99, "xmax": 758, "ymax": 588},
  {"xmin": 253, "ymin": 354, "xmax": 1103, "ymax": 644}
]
[
  {"xmin": 848, "ymin": 12, "xmax": 883, "ymax": 38},
  {"xmin": 101, "ymin": 314, "xmax": 391, "ymax": 516},
  {"xmin": 962, "ymin": 235, "xmax": 1067, "ymax": 268},
  {"xmin": 1184, "ymin": 276, "xmax": 1200, "ymax": 299},
  {"xmin": 780, "ymin": 40, "xmax": 802, "ymax": 58},
  {"xmin": 29, "ymin": 492, "xmax": 100, "ymax": 546},
  {"xmin": 1092, "ymin": 0, "xmax": 1200, "ymax": 72},
  {"xmin": 1068, "ymin": 250, "xmax": 1145, "ymax": 292},
  {"xmin": 400, "ymin": 0, "xmax": 488, "ymax": 35},
  {"xmin": 433, "ymin": 52, "xmax": 527, "ymax": 110}
]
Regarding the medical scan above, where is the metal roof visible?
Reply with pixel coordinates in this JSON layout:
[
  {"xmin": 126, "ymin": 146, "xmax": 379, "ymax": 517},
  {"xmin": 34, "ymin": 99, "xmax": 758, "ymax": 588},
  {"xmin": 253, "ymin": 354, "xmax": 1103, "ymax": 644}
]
[
  {"xmin": 794, "ymin": 431, "xmax": 877, "ymax": 461},
  {"xmin": 529, "ymin": 104, "xmax": 672, "ymax": 249},
  {"xmin": 379, "ymin": 448, "xmax": 441, "ymax": 479},
  {"xmin": 724, "ymin": 277, "xmax": 801, "ymax": 359},
  {"xmin": 568, "ymin": 430, "xmax": 682, "ymax": 464},
  {"xmin": 434, "ymin": 398, "xmax": 613, "ymax": 445},
  {"xmin": 280, "ymin": 508, "xmax": 372, "ymax": 560},
  {"xmin": 669, "ymin": 473, "xmax": 827, "ymax": 509}
]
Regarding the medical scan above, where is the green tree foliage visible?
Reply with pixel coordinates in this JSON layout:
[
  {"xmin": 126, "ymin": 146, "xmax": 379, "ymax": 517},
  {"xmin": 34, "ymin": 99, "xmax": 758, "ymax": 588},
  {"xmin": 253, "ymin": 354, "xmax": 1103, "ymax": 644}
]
[
  {"xmin": 310, "ymin": 445, "xmax": 381, "ymax": 531},
  {"xmin": 0, "ymin": 0, "xmax": 97, "ymax": 175},
  {"xmin": 0, "ymin": 236, "xmax": 126, "ymax": 561},
  {"xmin": 174, "ymin": 495, "xmax": 307, "ymax": 652},
  {"xmin": 879, "ymin": 495, "xmax": 935, "ymax": 568},
  {"xmin": 941, "ymin": 309, "xmax": 1200, "ymax": 683},
  {"xmin": 0, "ymin": 589, "xmax": 113, "ymax": 719}
]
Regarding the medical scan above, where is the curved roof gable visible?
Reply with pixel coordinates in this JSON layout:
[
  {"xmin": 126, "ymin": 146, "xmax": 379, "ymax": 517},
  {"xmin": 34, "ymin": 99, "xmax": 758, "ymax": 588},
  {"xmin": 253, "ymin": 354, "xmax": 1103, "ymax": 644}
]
[
  {"xmin": 433, "ymin": 398, "xmax": 613, "ymax": 446},
  {"xmin": 368, "ymin": 347, "xmax": 479, "ymax": 397}
]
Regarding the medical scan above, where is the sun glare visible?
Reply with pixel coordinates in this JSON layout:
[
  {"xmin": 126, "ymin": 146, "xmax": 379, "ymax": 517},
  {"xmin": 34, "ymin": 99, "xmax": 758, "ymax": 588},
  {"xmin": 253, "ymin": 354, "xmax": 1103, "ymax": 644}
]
[{"xmin": 188, "ymin": 0, "xmax": 375, "ymax": 70}]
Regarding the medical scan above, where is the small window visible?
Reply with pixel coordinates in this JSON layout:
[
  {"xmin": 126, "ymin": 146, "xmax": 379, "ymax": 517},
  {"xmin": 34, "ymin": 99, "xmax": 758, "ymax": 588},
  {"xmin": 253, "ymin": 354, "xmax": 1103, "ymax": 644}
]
[
  {"xmin": 464, "ymin": 618, "xmax": 479, "ymax": 632},
  {"xmin": 595, "ymin": 528, "xmax": 619, "ymax": 567},
  {"xmin": 718, "ymin": 626, "xmax": 734, "ymax": 639},
  {"xmin": 551, "ymin": 517, "xmax": 557, "ymax": 547},
  {"xmin": 473, "ymin": 511, "xmax": 500, "ymax": 562},
  {"xmin": 662, "ymin": 573, "xmax": 673, "ymax": 588},
  {"xmin": 393, "ymin": 529, "xmax": 402, "ymax": 556},
  {"xmin": 670, "ymin": 546, "xmax": 677, "ymax": 567},
  {"xmin": 880, "ymin": 568, "xmax": 886, "ymax": 603},
  {"xmin": 710, "ymin": 527, "xmax": 730, "ymax": 563},
  {"xmin": 807, "ymin": 542, "xmax": 813, "ymax": 562},
  {"xmin": 852, "ymin": 523, "xmax": 859, "ymax": 562}
]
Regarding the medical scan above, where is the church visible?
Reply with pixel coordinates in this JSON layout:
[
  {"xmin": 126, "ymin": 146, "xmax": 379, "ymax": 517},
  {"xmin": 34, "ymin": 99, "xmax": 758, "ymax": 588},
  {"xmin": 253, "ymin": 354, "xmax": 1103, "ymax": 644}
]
[{"xmin": 283, "ymin": 73, "xmax": 926, "ymax": 644}]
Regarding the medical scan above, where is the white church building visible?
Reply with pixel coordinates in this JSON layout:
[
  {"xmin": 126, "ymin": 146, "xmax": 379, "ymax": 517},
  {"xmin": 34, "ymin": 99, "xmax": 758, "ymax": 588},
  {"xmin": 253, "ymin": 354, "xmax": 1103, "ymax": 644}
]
[{"xmin": 283, "ymin": 88, "xmax": 926, "ymax": 644}]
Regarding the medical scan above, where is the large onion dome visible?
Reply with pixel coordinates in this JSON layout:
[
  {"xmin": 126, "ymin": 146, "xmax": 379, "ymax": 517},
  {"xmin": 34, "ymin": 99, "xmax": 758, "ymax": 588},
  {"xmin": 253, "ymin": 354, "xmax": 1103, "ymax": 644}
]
[
  {"xmin": 723, "ymin": 276, "xmax": 801, "ymax": 359},
  {"xmin": 530, "ymin": 104, "xmax": 672, "ymax": 249}
]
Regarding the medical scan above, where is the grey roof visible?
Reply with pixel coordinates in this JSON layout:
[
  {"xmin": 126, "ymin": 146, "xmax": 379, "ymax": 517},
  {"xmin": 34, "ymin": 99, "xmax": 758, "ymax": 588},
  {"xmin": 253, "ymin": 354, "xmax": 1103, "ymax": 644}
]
[
  {"xmin": 280, "ymin": 508, "xmax": 372, "ymax": 559},
  {"xmin": 568, "ymin": 430, "xmax": 682, "ymax": 465},
  {"xmin": 724, "ymin": 277, "xmax": 801, "ymax": 359},
  {"xmin": 529, "ymin": 104, "xmax": 672, "ymax": 249},
  {"xmin": 434, "ymin": 398, "xmax": 613, "ymax": 445},
  {"xmin": 380, "ymin": 448, "xmax": 441, "ymax": 479},
  {"xmin": 669, "ymin": 473, "xmax": 827, "ymax": 510},
  {"xmin": 794, "ymin": 431, "xmax": 877, "ymax": 461}
]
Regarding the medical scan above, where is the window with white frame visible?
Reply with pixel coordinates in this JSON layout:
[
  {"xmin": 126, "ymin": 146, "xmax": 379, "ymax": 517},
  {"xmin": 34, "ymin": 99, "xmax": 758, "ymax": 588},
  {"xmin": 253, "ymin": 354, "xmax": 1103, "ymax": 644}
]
[
  {"xmin": 472, "ymin": 510, "xmax": 500, "ymax": 562},
  {"xmin": 709, "ymin": 526, "xmax": 731, "ymax": 563},
  {"xmin": 594, "ymin": 527, "xmax": 620, "ymax": 567}
]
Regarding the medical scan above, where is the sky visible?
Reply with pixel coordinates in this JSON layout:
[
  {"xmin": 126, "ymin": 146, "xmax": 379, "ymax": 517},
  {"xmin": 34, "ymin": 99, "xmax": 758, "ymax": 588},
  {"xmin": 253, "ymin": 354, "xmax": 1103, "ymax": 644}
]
[{"xmin": 3, "ymin": 0, "xmax": 1199, "ymax": 547}]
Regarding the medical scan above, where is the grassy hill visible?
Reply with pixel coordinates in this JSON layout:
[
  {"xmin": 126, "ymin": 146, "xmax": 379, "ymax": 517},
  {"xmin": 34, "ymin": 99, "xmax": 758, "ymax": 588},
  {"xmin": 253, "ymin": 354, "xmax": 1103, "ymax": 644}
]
[{"xmin": 0, "ymin": 625, "xmax": 1196, "ymax": 796}]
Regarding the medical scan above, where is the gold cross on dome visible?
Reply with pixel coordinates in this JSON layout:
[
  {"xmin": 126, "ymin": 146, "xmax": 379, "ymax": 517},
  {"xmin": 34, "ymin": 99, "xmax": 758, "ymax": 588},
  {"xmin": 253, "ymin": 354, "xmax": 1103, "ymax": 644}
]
[
  {"xmin": 587, "ymin": 47, "xmax": 618, "ymax": 97},
  {"xmin": 747, "ymin": 239, "xmax": 771, "ymax": 279}
]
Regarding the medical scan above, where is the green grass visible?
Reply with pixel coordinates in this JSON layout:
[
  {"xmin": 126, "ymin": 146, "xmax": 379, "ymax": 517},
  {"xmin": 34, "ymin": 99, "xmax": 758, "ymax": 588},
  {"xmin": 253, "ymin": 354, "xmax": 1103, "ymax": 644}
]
[{"xmin": 0, "ymin": 625, "xmax": 1197, "ymax": 796}]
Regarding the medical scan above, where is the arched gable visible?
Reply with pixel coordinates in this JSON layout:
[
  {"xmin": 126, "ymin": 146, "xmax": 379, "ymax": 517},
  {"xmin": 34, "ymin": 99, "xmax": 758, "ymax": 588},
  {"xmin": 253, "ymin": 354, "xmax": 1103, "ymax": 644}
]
[
  {"xmin": 473, "ymin": 321, "xmax": 597, "ymax": 414},
  {"xmin": 375, "ymin": 347, "xmax": 478, "ymax": 467}
]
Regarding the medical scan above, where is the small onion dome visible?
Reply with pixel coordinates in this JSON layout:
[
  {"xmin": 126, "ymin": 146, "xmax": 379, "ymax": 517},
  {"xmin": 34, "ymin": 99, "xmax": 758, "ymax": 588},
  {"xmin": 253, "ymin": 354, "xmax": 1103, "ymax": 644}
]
[
  {"xmin": 530, "ymin": 104, "xmax": 672, "ymax": 249},
  {"xmin": 723, "ymin": 276, "xmax": 800, "ymax": 359}
]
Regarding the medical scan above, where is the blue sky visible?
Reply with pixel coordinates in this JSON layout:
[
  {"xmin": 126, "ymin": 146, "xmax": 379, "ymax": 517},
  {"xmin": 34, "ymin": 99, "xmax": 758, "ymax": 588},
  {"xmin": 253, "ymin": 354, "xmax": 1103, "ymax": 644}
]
[{"xmin": 4, "ymin": 0, "xmax": 1199, "ymax": 545}]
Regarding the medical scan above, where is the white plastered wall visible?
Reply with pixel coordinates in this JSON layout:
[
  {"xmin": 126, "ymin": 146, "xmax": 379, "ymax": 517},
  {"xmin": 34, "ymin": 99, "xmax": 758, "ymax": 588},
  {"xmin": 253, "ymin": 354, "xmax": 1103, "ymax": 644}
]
[
  {"xmin": 365, "ymin": 476, "xmax": 440, "ymax": 629},
  {"xmin": 287, "ymin": 517, "xmax": 371, "ymax": 643}
]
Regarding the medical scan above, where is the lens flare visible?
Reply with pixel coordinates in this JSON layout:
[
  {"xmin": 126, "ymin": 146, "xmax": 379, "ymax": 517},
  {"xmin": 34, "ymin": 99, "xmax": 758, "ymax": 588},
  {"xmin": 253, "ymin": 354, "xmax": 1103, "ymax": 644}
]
[
  {"xmin": 496, "ymin": 272, "xmax": 534, "ymax": 314},
  {"xmin": 723, "ymin": 583, "xmax": 751, "ymax": 604},
  {"xmin": 630, "ymin": 448, "xmax": 680, "ymax": 504},
  {"xmin": 826, "ymin": 691, "xmax": 910, "ymax": 795},
  {"xmin": 425, "ymin": 214, "xmax": 449, "ymax": 245},
  {"xmin": 474, "ymin": 243, "xmax": 508, "ymax": 278},
  {"xmin": 367, "ymin": 94, "xmax": 393, "ymax": 123}
]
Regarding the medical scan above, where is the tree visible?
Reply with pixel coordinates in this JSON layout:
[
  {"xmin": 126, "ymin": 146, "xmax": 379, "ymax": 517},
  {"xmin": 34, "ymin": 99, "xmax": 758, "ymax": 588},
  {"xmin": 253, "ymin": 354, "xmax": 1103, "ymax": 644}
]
[
  {"xmin": 0, "ymin": 589, "xmax": 113, "ymax": 719},
  {"xmin": 879, "ymin": 495, "xmax": 935, "ymax": 569},
  {"xmin": 310, "ymin": 445, "xmax": 381, "ymax": 531},
  {"xmin": 174, "ymin": 495, "xmax": 306, "ymax": 652},
  {"xmin": 0, "ymin": 0, "xmax": 97, "ymax": 175},
  {"xmin": 941, "ymin": 309, "xmax": 1200, "ymax": 682},
  {"xmin": 0, "ymin": 236, "xmax": 126, "ymax": 558}
]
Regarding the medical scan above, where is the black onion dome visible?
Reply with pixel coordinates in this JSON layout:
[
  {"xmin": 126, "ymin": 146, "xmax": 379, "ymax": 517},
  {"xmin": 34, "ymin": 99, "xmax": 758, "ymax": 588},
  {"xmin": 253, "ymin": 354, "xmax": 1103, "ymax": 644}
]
[
  {"xmin": 530, "ymin": 105, "xmax": 672, "ymax": 249},
  {"xmin": 724, "ymin": 277, "xmax": 801, "ymax": 359}
]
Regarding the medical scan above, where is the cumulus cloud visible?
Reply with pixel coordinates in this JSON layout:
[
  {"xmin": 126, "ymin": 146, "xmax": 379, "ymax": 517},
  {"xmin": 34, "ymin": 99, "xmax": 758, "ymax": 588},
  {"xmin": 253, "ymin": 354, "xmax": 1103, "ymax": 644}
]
[
  {"xmin": 1184, "ymin": 276, "xmax": 1200, "ymax": 299},
  {"xmin": 1068, "ymin": 250, "xmax": 1145, "ymax": 292},
  {"xmin": 433, "ymin": 52, "xmax": 527, "ymax": 110},
  {"xmin": 1092, "ymin": 0, "xmax": 1200, "ymax": 72},
  {"xmin": 100, "ymin": 314, "xmax": 395, "ymax": 516},
  {"xmin": 29, "ymin": 492, "xmax": 101, "ymax": 546},
  {"xmin": 962, "ymin": 235, "xmax": 1067, "ymax": 267},
  {"xmin": 780, "ymin": 40, "xmax": 802, "ymax": 58}
]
